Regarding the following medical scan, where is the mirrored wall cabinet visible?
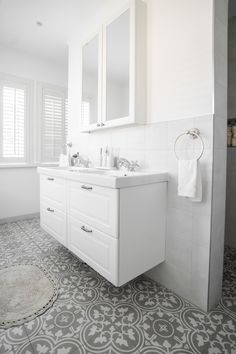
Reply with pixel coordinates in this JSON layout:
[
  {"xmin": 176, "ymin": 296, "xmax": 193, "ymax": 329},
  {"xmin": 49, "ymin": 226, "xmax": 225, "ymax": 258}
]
[{"xmin": 80, "ymin": 0, "xmax": 147, "ymax": 132}]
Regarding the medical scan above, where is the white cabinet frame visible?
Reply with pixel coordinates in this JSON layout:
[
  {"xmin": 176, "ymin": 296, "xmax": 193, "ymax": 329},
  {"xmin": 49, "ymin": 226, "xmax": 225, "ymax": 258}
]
[
  {"xmin": 80, "ymin": 0, "xmax": 146, "ymax": 133},
  {"xmin": 80, "ymin": 29, "xmax": 103, "ymax": 132}
]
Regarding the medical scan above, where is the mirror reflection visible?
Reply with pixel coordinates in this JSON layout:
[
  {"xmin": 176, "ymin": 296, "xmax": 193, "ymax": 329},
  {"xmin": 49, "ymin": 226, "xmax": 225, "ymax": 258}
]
[
  {"xmin": 82, "ymin": 34, "xmax": 99, "ymax": 126},
  {"xmin": 106, "ymin": 10, "xmax": 129, "ymax": 121}
]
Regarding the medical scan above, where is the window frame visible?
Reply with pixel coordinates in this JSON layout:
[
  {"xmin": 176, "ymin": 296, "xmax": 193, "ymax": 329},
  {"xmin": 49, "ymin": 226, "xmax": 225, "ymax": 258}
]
[{"xmin": 0, "ymin": 73, "xmax": 33, "ymax": 166}]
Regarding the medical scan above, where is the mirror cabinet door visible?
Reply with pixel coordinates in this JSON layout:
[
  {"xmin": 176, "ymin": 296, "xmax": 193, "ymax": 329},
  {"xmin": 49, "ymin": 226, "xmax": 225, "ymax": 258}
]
[
  {"xmin": 105, "ymin": 9, "xmax": 130, "ymax": 123},
  {"xmin": 81, "ymin": 34, "xmax": 100, "ymax": 128}
]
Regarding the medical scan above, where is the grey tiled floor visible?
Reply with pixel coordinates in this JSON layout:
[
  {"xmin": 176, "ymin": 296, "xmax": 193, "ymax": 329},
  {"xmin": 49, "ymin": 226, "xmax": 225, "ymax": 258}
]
[{"xmin": 0, "ymin": 218, "xmax": 235, "ymax": 354}]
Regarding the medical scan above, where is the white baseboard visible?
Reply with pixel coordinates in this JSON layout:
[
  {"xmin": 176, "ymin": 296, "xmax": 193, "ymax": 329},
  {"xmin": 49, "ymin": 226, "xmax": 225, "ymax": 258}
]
[{"xmin": 0, "ymin": 213, "xmax": 40, "ymax": 225}]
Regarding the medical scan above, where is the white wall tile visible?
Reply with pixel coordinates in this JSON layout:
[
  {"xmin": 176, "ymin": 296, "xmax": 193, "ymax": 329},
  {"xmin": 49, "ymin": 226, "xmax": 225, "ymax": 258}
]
[
  {"xmin": 144, "ymin": 150, "xmax": 168, "ymax": 171},
  {"xmin": 165, "ymin": 227, "xmax": 192, "ymax": 269},
  {"xmin": 194, "ymin": 115, "xmax": 213, "ymax": 150},
  {"xmin": 144, "ymin": 122, "xmax": 168, "ymax": 151},
  {"xmin": 166, "ymin": 207, "xmax": 192, "ymax": 243},
  {"xmin": 192, "ymin": 212, "xmax": 211, "ymax": 248},
  {"xmin": 191, "ymin": 245, "xmax": 210, "ymax": 311},
  {"xmin": 147, "ymin": 261, "xmax": 191, "ymax": 301}
]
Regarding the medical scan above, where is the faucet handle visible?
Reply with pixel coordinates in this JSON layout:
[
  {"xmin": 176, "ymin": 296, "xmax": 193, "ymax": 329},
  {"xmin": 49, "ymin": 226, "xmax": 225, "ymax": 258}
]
[{"xmin": 129, "ymin": 160, "xmax": 140, "ymax": 172}]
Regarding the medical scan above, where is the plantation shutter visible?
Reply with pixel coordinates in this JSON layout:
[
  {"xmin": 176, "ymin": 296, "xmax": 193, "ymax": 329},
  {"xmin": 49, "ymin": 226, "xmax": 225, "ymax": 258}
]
[
  {"xmin": 81, "ymin": 100, "xmax": 90, "ymax": 127},
  {"xmin": 0, "ymin": 80, "xmax": 28, "ymax": 163},
  {"xmin": 41, "ymin": 88, "xmax": 67, "ymax": 163}
]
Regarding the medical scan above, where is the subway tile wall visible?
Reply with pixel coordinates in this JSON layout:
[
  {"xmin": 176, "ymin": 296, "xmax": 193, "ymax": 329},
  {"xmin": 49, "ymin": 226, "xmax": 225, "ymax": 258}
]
[{"xmin": 71, "ymin": 113, "xmax": 214, "ymax": 311}]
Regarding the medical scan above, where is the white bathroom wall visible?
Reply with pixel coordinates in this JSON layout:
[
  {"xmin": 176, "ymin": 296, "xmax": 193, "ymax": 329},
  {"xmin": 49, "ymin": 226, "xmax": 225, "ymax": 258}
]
[
  {"xmin": 68, "ymin": 0, "xmax": 216, "ymax": 310},
  {"xmin": 0, "ymin": 44, "xmax": 68, "ymax": 86},
  {"xmin": 0, "ymin": 167, "xmax": 40, "ymax": 222},
  {"xmin": 147, "ymin": 0, "xmax": 214, "ymax": 123},
  {"xmin": 0, "ymin": 44, "xmax": 68, "ymax": 221}
]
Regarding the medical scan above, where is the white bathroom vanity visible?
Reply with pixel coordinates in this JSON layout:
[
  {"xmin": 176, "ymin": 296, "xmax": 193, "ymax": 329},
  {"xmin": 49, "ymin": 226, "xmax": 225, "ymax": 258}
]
[{"xmin": 38, "ymin": 167, "xmax": 167, "ymax": 286}]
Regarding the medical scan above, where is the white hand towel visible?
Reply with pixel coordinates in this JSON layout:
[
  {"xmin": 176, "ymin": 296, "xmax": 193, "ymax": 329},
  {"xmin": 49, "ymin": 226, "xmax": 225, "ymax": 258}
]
[{"xmin": 178, "ymin": 159, "xmax": 202, "ymax": 202}]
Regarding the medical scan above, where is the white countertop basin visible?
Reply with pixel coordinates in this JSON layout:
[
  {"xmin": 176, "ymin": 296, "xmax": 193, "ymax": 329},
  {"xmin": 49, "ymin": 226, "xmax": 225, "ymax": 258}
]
[{"xmin": 38, "ymin": 166, "xmax": 168, "ymax": 188}]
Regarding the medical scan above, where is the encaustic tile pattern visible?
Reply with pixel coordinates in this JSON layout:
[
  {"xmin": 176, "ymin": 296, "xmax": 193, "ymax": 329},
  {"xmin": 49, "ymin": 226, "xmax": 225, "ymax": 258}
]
[{"xmin": 0, "ymin": 218, "xmax": 235, "ymax": 354}]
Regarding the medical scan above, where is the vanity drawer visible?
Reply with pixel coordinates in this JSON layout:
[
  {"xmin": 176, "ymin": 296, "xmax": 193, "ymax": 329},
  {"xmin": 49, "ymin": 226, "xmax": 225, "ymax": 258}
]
[
  {"xmin": 68, "ymin": 216, "xmax": 118, "ymax": 285},
  {"xmin": 68, "ymin": 181, "xmax": 118, "ymax": 237},
  {"xmin": 40, "ymin": 202, "xmax": 67, "ymax": 247},
  {"xmin": 40, "ymin": 175, "xmax": 66, "ymax": 211}
]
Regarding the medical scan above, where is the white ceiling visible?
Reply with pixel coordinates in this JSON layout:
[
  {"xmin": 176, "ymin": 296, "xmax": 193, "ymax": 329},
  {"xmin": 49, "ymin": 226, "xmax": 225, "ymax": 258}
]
[{"xmin": 0, "ymin": 0, "xmax": 110, "ymax": 66}]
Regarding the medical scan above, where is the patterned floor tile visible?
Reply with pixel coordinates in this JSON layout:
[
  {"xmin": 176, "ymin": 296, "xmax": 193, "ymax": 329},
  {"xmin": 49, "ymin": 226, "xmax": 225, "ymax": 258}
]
[
  {"xmin": 0, "ymin": 325, "xmax": 30, "ymax": 354},
  {"xmin": 0, "ymin": 217, "xmax": 236, "ymax": 354}
]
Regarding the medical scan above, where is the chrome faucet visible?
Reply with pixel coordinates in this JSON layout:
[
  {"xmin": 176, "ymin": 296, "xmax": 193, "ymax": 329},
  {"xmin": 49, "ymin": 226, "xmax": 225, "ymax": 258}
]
[
  {"xmin": 71, "ymin": 152, "xmax": 90, "ymax": 168},
  {"xmin": 117, "ymin": 157, "xmax": 140, "ymax": 172}
]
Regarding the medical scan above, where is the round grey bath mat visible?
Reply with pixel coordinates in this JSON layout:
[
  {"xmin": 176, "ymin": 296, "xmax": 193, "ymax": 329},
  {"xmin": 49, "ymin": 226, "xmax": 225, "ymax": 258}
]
[{"xmin": 0, "ymin": 264, "xmax": 58, "ymax": 329}]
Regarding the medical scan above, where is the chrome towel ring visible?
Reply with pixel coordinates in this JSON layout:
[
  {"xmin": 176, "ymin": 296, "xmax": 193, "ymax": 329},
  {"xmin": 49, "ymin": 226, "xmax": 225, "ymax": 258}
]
[{"xmin": 174, "ymin": 128, "xmax": 204, "ymax": 161}]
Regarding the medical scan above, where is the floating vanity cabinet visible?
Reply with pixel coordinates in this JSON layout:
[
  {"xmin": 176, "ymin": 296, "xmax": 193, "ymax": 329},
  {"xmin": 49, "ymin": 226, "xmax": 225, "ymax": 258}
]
[
  {"xmin": 80, "ymin": 0, "xmax": 147, "ymax": 132},
  {"xmin": 38, "ymin": 167, "xmax": 167, "ymax": 286}
]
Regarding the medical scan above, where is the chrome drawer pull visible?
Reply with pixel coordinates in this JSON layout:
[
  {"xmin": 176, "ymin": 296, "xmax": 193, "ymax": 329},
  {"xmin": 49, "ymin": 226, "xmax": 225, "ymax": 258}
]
[
  {"xmin": 81, "ymin": 225, "xmax": 93, "ymax": 233},
  {"xmin": 47, "ymin": 207, "xmax": 54, "ymax": 213},
  {"xmin": 47, "ymin": 177, "xmax": 54, "ymax": 181},
  {"xmin": 81, "ymin": 185, "xmax": 93, "ymax": 190}
]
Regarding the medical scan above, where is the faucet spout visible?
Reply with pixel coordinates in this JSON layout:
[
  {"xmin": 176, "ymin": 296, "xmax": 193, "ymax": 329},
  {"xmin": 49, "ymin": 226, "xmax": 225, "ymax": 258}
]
[{"xmin": 117, "ymin": 157, "xmax": 140, "ymax": 172}]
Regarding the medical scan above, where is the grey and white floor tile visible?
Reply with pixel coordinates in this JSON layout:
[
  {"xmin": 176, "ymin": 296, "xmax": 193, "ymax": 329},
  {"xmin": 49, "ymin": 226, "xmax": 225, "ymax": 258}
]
[{"xmin": 0, "ymin": 218, "xmax": 236, "ymax": 354}]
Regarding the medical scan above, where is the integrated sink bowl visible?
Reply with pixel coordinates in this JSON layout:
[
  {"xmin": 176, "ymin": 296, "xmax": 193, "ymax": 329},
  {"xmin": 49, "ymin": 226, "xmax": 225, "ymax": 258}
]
[
  {"xmin": 69, "ymin": 167, "xmax": 147, "ymax": 177},
  {"xmin": 69, "ymin": 167, "xmax": 106, "ymax": 174},
  {"xmin": 38, "ymin": 166, "xmax": 168, "ymax": 188}
]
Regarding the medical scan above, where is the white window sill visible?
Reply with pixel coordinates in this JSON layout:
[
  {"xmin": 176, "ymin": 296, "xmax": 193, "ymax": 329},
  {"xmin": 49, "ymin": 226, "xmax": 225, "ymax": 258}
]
[{"xmin": 0, "ymin": 163, "xmax": 58, "ymax": 169}]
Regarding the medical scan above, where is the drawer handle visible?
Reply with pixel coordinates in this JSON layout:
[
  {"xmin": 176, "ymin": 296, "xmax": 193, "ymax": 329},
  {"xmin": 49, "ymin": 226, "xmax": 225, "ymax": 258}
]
[
  {"xmin": 81, "ymin": 185, "xmax": 93, "ymax": 190},
  {"xmin": 47, "ymin": 177, "xmax": 54, "ymax": 181},
  {"xmin": 47, "ymin": 207, "xmax": 54, "ymax": 213},
  {"xmin": 81, "ymin": 225, "xmax": 93, "ymax": 233}
]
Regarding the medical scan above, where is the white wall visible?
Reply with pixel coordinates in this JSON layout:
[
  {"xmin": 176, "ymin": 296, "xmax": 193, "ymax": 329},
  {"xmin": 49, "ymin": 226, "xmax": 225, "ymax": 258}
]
[
  {"xmin": 147, "ymin": 0, "xmax": 214, "ymax": 123},
  {"xmin": 0, "ymin": 167, "xmax": 39, "ymax": 221},
  {"xmin": 0, "ymin": 44, "xmax": 68, "ymax": 221},
  {"xmin": 68, "ymin": 0, "xmax": 218, "ymax": 310},
  {"xmin": 0, "ymin": 44, "xmax": 68, "ymax": 86}
]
